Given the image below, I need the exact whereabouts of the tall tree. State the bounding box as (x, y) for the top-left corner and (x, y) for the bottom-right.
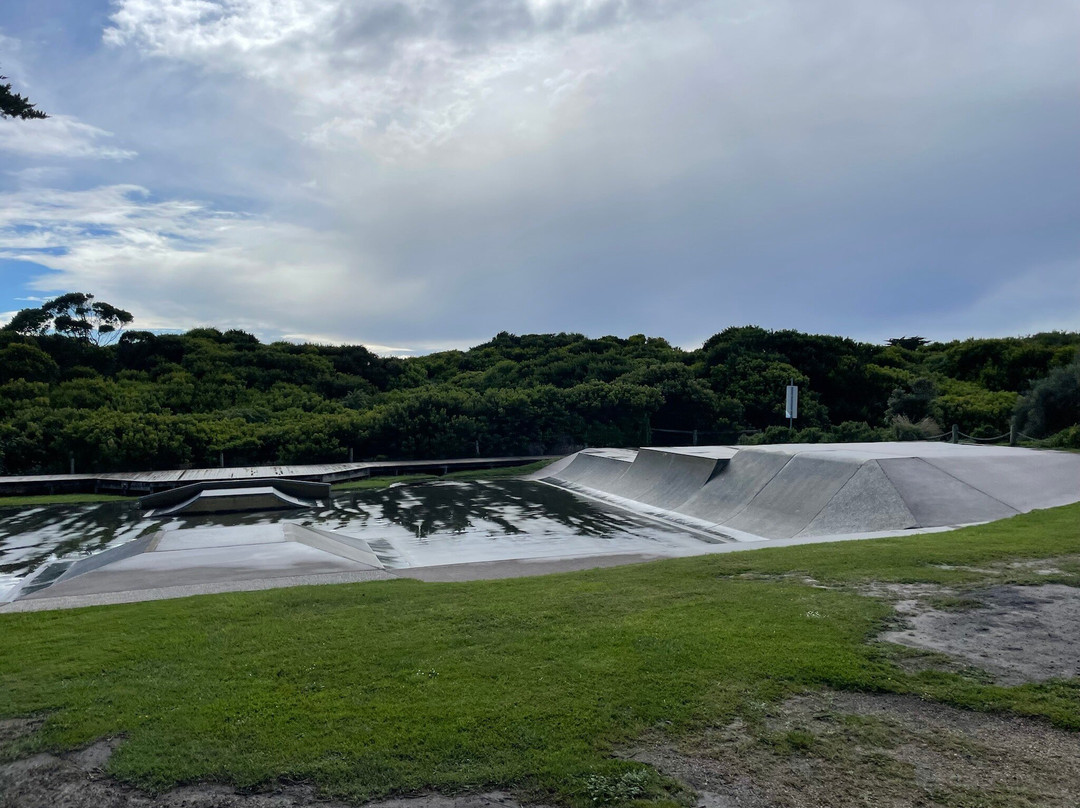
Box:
(0, 73), (47, 119)
(2, 293), (133, 345)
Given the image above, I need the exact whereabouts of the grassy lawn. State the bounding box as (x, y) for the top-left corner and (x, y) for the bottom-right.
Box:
(1, 503), (1078, 806)
(332, 460), (554, 491)
(0, 492), (134, 507)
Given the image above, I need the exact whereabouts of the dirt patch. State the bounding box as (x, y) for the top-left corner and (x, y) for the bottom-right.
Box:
(632, 689), (1080, 807)
(882, 583), (1080, 684)
(0, 738), (541, 808)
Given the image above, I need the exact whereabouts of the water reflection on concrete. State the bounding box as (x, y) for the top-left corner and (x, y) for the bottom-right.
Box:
(1, 479), (710, 597)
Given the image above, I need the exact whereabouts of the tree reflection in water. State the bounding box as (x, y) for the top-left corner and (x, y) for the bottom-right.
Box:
(0, 479), (689, 592)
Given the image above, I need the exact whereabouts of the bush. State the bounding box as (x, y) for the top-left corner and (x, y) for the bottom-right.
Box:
(1047, 425), (1080, 449)
(890, 415), (943, 441)
(1015, 355), (1080, 437)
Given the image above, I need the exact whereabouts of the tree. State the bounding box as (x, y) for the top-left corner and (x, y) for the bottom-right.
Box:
(887, 336), (929, 350)
(1014, 354), (1080, 437)
(0, 74), (47, 119)
(2, 293), (133, 345)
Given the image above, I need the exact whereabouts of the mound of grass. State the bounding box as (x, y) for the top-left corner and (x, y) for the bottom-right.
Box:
(1, 503), (1078, 806)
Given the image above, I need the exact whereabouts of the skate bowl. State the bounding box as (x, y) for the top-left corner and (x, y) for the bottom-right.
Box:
(542, 443), (1080, 541)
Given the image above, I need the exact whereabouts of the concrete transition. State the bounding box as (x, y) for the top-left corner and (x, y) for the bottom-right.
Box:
(5, 523), (394, 609)
(139, 478), (330, 517)
(542, 442), (1080, 541)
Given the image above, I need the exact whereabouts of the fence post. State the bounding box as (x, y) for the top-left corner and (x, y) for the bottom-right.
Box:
(644, 415), (652, 446)
(1009, 423), (1016, 446)
(951, 424), (959, 444)
(692, 429), (698, 446)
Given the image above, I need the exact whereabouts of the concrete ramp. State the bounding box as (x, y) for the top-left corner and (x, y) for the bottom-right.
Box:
(13, 524), (392, 607)
(799, 461), (918, 536)
(724, 454), (861, 539)
(543, 443), (1080, 541)
(139, 478), (329, 517)
(612, 447), (730, 510)
(878, 458), (1020, 527)
(546, 449), (634, 490)
(676, 450), (792, 524)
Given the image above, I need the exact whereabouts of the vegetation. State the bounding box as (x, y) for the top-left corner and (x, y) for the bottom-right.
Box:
(0, 492), (133, 507)
(1, 503), (1078, 806)
(1, 297), (1077, 474)
(0, 72), (47, 119)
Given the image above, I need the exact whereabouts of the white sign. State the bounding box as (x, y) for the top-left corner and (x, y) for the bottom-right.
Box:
(785, 385), (799, 419)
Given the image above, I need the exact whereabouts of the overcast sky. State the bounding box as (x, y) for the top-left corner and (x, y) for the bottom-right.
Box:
(1, 0), (1078, 353)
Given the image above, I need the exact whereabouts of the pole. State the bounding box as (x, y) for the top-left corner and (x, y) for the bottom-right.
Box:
(951, 424), (959, 444)
(1009, 422), (1016, 447)
(788, 378), (794, 433)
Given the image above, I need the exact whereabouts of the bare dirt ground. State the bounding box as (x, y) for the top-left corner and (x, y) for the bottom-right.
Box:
(632, 690), (1080, 808)
(882, 582), (1080, 684)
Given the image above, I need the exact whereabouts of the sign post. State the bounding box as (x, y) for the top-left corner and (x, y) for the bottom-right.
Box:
(785, 381), (799, 432)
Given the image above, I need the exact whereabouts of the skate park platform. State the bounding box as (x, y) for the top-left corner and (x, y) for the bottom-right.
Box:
(139, 479), (330, 516)
(4, 523), (395, 610)
(5, 442), (1077, 612)
(541, 443), (1080, 541)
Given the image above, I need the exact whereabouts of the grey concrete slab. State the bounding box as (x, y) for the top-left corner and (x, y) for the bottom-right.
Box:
(154, 525), (288, 551)
(285, 524), (384, 568)
(395, 553), (666, 582)
(546, 450), (634, 490)
(798, 460), (918, 536)
(675, 450), (791, 523)
(611, 448), (725, 509)
(53, 534), (158, 583)
(878, 457), (1020, 526)
(0, 569), (397, 613)
(725, 454), (861, 539)
(919, 453), (1080, 512)
(20, 542), (371, 598)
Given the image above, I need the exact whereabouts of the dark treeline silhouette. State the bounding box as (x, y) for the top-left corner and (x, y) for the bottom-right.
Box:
(1, 317), (1078, 473)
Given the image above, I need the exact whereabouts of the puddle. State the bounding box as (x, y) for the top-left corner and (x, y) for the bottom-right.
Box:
(1, 480), (714, 599)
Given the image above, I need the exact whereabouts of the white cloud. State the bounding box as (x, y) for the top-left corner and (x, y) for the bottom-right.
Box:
(0, 184), (422, 342)
(102, 0), (695, 158)
(0, 115), (135, 161)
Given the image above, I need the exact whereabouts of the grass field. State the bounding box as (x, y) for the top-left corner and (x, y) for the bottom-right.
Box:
(2, 503), (1079, 806)
(0, 492), (134, 507)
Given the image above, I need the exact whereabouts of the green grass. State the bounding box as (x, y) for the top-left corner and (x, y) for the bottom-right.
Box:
(332, 460), (553, 491)
(1, 503), (1079, 806)
(0, 492), (134, 507)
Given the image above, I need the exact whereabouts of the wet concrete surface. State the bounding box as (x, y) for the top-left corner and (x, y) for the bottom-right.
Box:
(0, 479), (716, 601)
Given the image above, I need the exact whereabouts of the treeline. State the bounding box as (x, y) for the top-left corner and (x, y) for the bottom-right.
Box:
(0, 321), (1078, 474)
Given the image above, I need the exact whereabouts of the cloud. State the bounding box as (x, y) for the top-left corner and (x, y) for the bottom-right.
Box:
(0, 184), (422, 342)
(0, 115), (136, 160)
(103, 0), (707, 158)
(0, 0), (1075, 351)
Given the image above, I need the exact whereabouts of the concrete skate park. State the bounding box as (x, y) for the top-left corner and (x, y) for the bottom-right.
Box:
(3, 442), (1079, 612)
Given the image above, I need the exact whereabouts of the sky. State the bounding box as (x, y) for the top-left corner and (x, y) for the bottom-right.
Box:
(1, 0), (1078, 354)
